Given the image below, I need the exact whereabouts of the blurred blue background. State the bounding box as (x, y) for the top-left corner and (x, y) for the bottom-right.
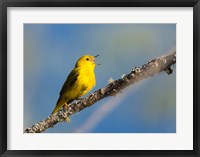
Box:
(24, 24), (176, 133)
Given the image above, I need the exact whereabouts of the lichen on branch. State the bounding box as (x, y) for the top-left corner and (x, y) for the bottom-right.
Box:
(25, 50), (176, 133)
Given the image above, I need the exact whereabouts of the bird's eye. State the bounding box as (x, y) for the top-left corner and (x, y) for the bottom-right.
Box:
(86, 58), (89, 61)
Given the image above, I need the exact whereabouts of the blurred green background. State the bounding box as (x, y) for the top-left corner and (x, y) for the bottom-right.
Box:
(24, 24), (176, 133)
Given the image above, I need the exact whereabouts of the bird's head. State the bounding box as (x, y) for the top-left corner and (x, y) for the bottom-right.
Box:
(75, 55), (100, 69)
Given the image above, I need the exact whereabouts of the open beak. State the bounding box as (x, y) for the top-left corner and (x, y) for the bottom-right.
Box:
(94, 54), (101, 65)
(94, 54), (100, 58)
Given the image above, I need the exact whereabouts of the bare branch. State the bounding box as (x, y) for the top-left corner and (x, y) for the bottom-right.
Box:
(25, 50), (176, 133)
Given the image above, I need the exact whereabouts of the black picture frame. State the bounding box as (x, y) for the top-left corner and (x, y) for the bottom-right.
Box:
(0, 0), (199, 157)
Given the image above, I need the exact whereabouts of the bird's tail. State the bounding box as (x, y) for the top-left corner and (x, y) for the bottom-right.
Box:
(51, 97), (65, 114)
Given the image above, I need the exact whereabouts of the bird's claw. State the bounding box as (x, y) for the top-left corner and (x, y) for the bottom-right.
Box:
(76, 98), (84, 101)
(63, 103), (68, 111)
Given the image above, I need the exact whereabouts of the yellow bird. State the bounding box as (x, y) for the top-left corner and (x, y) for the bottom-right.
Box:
(51, 55), (99, 114)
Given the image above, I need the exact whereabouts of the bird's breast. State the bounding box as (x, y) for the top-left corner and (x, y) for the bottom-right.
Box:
(78, 68), (96, 90)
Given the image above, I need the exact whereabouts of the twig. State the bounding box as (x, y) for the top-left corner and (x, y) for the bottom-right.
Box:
(25, 50), (176, 133)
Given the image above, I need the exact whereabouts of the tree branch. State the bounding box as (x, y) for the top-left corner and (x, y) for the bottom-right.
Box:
(25, 50), (176, 133)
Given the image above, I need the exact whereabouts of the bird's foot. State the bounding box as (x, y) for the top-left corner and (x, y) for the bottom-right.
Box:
(63, 104), (68, 110)
(76, 98), (84, 101)
(63, 104), (71, 122)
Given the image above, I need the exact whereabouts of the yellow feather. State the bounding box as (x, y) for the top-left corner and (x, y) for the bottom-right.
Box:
(51, 55), (97, 114)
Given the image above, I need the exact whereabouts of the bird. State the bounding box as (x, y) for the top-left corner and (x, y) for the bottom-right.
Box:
(51, 54), (99, 115)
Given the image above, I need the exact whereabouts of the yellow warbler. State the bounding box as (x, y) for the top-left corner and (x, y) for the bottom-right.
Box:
(51, 55), (99, 114)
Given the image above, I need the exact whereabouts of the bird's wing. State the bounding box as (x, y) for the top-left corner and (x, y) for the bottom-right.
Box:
(59, 68), (79, 96)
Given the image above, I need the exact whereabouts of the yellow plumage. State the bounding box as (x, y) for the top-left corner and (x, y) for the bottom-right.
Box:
(51, 55), (98, 114)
